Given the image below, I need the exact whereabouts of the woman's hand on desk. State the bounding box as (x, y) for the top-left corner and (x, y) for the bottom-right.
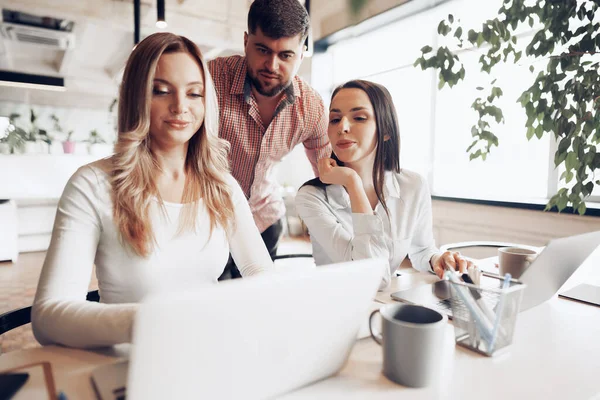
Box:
(430, 251), (474, 280)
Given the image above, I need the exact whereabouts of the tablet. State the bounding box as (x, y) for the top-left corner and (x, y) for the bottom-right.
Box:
(559, 284), (600, 307)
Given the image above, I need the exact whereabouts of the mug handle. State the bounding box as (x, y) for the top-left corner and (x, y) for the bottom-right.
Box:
(369, 309), (383, 345)
(525, 254), (537, 264)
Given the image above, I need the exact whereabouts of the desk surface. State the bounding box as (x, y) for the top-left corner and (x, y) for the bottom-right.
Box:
(1, 256), (599, 399)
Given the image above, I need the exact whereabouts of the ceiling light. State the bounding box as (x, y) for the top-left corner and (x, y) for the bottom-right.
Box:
(156, 0), (167, 29)
(134, 0), (141, 44)
(0, 70), (65, 92)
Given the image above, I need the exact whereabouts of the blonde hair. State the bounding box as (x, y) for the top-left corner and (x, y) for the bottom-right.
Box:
(111, 32), (234, 257)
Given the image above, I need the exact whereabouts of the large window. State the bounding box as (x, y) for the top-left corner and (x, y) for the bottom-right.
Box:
(432, 49), (552, 200)
(368, 66), (434, 179)
(314, 0), (558, 203)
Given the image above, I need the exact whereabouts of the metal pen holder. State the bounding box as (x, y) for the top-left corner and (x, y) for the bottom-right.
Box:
(449, 279), (526, 356)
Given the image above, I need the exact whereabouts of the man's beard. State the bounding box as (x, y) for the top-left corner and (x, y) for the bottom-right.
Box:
(247, 68), (291, 97)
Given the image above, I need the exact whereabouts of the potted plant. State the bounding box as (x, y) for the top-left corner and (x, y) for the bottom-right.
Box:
(0, 126), (26, 155)
(62, 130), (76, 154)
(87, 129), (112, 157)
(37, 129), (54, 154)
(23, 109), (49, 154)
(0, 113), (27, 154)
(51, 114), (75, 154)
(0, 135), (7, 155)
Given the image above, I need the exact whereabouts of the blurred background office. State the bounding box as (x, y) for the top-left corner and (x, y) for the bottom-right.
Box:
(1, 0), (600, 351)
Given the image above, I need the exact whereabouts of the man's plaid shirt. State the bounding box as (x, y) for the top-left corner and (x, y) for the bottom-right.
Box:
(208, 55), (331, 233)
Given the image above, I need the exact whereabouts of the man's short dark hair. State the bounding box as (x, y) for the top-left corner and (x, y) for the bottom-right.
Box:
(248, 0), (310, 42)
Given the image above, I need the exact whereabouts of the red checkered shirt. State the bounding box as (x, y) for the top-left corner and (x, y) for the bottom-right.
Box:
(208, 55), (331, 233)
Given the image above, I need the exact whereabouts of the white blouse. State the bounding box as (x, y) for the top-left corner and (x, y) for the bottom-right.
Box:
(32, 161), (273, 348)
(295, 170), (439, 288)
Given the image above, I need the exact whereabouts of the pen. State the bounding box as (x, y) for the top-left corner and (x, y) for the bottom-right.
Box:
(489, 273), (512, 353)
(444, 267), (494, 342)
(461, 272), (499, 333)
(467, 265), (481, 286)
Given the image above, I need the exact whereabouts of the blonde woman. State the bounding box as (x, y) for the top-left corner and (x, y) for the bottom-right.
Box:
(32, 33), (273, 349)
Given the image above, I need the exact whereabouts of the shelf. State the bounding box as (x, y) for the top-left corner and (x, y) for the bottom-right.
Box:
(0, 154), (106, 199)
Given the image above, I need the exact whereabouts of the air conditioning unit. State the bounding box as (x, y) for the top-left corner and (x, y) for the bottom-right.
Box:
(0, 22), (75, 50)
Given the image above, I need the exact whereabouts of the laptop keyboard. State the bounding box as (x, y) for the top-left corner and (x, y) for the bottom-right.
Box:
(432, 284), (500, 319)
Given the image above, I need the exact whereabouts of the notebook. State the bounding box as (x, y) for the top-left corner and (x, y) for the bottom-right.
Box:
(559, 284), (600, 307)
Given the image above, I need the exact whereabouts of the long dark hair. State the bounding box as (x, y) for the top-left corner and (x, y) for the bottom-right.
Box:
(302, 80), (401, 216)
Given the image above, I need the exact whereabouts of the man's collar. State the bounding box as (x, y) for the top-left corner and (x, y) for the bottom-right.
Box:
(230, 57), (247, 95)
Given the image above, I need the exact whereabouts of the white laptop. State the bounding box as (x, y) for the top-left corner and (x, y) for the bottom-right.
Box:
(391, 230), (600, 314)
(92, 258), (385, 400)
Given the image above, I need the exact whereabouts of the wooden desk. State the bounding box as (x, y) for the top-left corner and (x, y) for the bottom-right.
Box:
(1, 257), (599, 399)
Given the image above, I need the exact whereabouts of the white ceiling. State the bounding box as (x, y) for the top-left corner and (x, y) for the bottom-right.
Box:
(0, 0), (251, 109)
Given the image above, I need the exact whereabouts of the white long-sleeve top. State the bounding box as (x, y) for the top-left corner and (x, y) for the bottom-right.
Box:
(295, 170), (439, 288)
(32, 161), (273, 349)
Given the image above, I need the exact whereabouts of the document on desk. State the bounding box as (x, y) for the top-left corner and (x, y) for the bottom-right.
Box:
(357, 301), (382, 340)
(559, 284), (600, 307)
(472, 256), (498, 273)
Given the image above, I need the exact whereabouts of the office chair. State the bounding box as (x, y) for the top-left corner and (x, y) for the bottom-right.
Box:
(0, 290), (100, 336)
(273, 253), (315, 269)
(440, 241), (521, 260)
(273, 254), (313, 261)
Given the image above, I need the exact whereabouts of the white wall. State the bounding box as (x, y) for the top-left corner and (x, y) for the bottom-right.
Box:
(0, 101), (115, 253)
(0, 155), (103, 252)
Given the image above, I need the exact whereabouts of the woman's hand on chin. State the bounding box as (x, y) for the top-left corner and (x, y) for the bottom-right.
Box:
(318, 157), (359, 187)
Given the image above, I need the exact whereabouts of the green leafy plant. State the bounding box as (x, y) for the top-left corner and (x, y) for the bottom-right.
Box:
(349, 0), (369, 16)
(108, 98), (118, 140)
(0, 113), (27, 153)
(414, 0), (600, 214)
(109, 98), (118, 114)
(27, 109), (48, 142)
(51, 114), (74, 142)
(50, 114), (62, 133)
(87, 129), (106, 145)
